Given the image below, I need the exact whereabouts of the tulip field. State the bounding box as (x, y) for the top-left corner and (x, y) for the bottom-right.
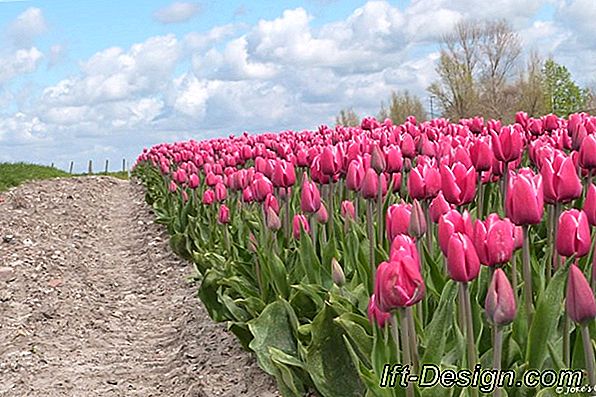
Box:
(133, 112), (596, 397)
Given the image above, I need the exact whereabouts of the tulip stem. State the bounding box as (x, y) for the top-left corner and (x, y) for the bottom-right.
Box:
(511, 252), (518, 300)
(522, 225), (534, 327)
(398, 309), (415, 397)
(284, 194), (291, 241)
(493, 326), (503, 397)
(553, 202), (562, 275)
(460, 282), (479, 397)
(366, 200), (376, 284)
(563, 315), (570, 367)
(389, 314), (401, 363)
(377, 175), (383, 247)
(502, 162), (509, 213)
(329, 181), (335, 241)
(310, 215), (317, 250)
(477, 172), (484, 219)
(581, 324), (596, 387)
(423, 199), (432, 254)
(547, 204), (554, 283)
(406, 307), (420, 374)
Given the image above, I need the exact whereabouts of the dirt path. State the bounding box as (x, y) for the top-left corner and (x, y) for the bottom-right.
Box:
(0, 177), (278, 397)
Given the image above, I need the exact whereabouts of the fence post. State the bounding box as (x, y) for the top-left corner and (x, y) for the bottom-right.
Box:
(122, 158), (126, 172)
(69, 161), (74, 174)
(104, 159), (109, 174)
(88, 160), (93, 174)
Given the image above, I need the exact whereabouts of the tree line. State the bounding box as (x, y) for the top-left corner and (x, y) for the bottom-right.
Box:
(337, 19), (595, 126)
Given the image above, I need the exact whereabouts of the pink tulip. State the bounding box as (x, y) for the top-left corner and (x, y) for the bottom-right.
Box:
(438, 209), (474, 255)
(491, 126), (523, 163)
(341, 200), (356, 220)
(264, 193), (279, 214)
(447, 232), (481, 282)
(374, 256), (425, 312)
(300, 174), (321, 213)
(371, 144), (386, 173)
(168, 180), (178, 193)
(474, 214), (514, 266)
(292, 214), (310, 239)
(386, 146), (403, 173)
(485, 268), (516, 325)
(346, 159), (365, 191)
(218, 205), (230, 224)
(556, 209), (591, 258)
(389, 234), (421, 267)
(360, 167), (379, 200)
(541, 154), (582, 204)
(408, 161), (441, 200)
(579, 134), (596, 170)
(320, 146), (338, 176)
(367, 294), (391, 327)
(252, 174), (273, 202)
(271, 160), (296, 188)
(202, 189), (215, 205)
(188, 173), (200, 189)
(506, 168), (544, 225)
(566, 263), (596, 324)
(266, 206), (281, 231)
(440, 162), (476, 206)
(316, 204), (328, 224)
(214, 182), (227, 202)
(584, 184), (596, 226)
(408, 200), (427, 239)
(386, 204), (412, 243)
(470, 137), (493, 172)
(429, 192), (451, 223)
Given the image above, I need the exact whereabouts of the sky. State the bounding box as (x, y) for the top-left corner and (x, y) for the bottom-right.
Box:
(0, 0), (594, 172)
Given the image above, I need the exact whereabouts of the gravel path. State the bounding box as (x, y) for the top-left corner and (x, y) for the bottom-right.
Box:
(0, 176), (278, 397)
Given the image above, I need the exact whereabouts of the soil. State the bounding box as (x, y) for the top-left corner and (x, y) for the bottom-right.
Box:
(0, 176), (279, 397)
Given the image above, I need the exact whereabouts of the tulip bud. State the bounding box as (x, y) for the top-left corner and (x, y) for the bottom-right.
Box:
(331, 258), (346, 287)
(248, 233), (257, 252)
(316, 203), (328, 224)
(346, 160), (365, 191)
(556, 209), (591, 258)
(371, 144), (386, 173)
(367, 294), (391, 328)
(320, 146), (337, 176)
(585, 184), (596, 226)
(429, 192), (451, 223)
(300, 173), (321, 213)
(408, 200), (427, 239)
(566, 263), (596, 324)
(341, 200), (356, 220)
(202, 189), (215, 205)
(360, 167), (379, 200)
(266, 206), (281, 231)
(218, 205), (230, 224)
(168, 180), (178, 193)
(386, 204), (412, 243)
(447, 232), (480, 282)
(293, 214), (310, 239)
(485, 268), (516, 326)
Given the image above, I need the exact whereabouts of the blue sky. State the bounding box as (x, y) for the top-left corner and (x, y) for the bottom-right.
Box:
(0, 0), (594, 171)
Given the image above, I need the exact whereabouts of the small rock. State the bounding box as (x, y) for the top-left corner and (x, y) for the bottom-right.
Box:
(0, 267), (16, 282)
(107, 380), (118, 385)
(22, 238), (33, 247)
(48, 278), (63, 288)
(3, 234), (14, 243)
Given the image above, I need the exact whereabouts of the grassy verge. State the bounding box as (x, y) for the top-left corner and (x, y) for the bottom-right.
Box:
(0, 162), (130, 192)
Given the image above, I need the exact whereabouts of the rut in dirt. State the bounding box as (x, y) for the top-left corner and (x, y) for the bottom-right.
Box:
(0, 176), (278, 397)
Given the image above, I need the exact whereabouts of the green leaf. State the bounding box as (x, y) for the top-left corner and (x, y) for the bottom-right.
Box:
(526, 266), (568, 369)
(422, 280), (458, 365)
(248, 300), (299, 376)
(306, 303), (365, 397)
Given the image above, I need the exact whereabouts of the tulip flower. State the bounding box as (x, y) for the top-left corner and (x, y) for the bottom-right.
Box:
(491, 126), (523, 163)
(474, 214), (514, 267)
(408, 162), (441, 200)
(316, 203), (328, 224)
(346, 159), (365, 191)
(252, 174), (274, 202)
(438, 209), (474, 255)
(506, 169), (544, 225)
(271, 160), (296, 188)
(585, 184), (596, 226)
(389, 234), (420, 267)
(168, 180), (178, 193)
(202, 189), (215, 205)
(374, 257), (425, 312)
(292, 214), (310, 239)
(541, 154), (582, 204)
(485, 268), (516, 326)
(264, 193), (279, 214)
(320, 146), (338, 176)
(408, 200), (427, 239)
(218, 204), (230, 224)
(386, 204), (412, 243)
(367, 294), (391, 328)
(215, 182), (227, 202)
(429, 192), (451, 223)
(371, 144), (386, 173)
(265, 206), (282, 231)
(440, 162), (477, 206)
(361, 167), (379, 200)
(386, 146), (403, 173)
(188, 173), (200, 189)
(341, 200), (356, 220)
(331, 258), (346, 287)
(556, 209), (591, 258)
(300, 174), (321, 214)
(579, 134), (596, 170)
(446, 232), (480, 282)
(470, 137), (493, 172)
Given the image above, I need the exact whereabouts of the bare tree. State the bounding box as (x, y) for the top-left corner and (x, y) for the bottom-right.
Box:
(335, 108), (360, 127)
(379, 91), (427, 123)
(515, 51), (548, 117)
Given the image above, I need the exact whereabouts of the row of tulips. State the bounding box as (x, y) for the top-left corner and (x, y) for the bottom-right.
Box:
(134, 111), (596, 397)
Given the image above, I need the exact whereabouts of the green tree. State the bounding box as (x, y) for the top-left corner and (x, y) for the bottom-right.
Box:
(335, 108), (360, 127)
(378, 90), (427, 123)
(543, 58), (590, 116)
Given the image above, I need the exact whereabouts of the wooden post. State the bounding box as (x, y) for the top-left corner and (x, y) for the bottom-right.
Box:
(88, 160), (93, 174)
(122, 158), (126, 172)
(69, 161), (74, 174)
(50, 162), (54, 168)
(104, 159), (109, 174)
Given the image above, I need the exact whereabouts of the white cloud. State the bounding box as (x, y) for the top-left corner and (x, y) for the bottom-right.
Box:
(7, 7), (47, 47)
(153, 2), (200, 24)
(0, 47), (43, 85)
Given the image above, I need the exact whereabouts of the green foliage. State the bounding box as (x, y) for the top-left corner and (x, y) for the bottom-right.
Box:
(542, 58), (591, 116)
(379, 91), (427, 124)
(0, 162), (69, 191)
